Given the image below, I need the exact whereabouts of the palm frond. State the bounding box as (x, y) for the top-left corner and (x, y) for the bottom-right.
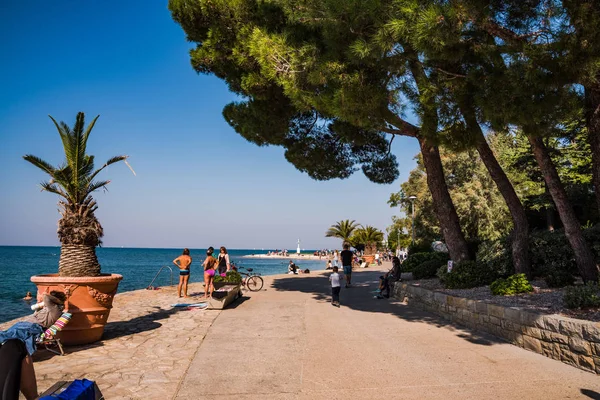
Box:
(40, 181), (69, 200)
(23, 155), (56, 176)
(86, 180), (111, 196)
(88, 155), (129, 182)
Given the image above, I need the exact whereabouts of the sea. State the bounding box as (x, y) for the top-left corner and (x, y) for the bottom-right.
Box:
(0, 246), (326, 324)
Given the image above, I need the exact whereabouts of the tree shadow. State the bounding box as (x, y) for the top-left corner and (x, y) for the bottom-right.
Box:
(581, 389), (600, 400)
(271, 270), (503, 346)
(101, 306), (184, 340)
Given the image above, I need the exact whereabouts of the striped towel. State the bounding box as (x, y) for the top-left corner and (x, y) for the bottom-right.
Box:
(43, 312), (72, 339)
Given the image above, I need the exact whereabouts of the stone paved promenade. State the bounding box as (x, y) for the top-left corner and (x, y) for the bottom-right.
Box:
(3, 264), (600, 399)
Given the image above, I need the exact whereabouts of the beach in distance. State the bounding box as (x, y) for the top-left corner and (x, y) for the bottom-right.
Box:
(0, 246), (329, 323)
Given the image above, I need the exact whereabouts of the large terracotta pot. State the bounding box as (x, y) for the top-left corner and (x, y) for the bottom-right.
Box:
(30, 274), (123, 345)
(363, 255), (375, 264)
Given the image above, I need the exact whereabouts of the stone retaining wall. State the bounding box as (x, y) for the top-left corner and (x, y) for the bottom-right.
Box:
(392, 283), (600, 374)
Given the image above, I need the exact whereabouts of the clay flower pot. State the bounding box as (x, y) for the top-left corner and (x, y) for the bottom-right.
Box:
(31, 273), (123, 345)
(363, 255), (375, 264)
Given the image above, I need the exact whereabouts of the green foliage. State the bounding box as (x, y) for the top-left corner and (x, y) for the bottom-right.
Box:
(213, 270), (242, 284)
(490, 274), (533, 296)
(391, 148), (513, 245)
(403, 252), (448, 273)
(407, 241), (432, 255)
(169, 0), (402, 183)
(385, 216), (411, 250)
(529, 230), (577, 287)
(476, 238), (514, 278)
(437, 260), (499, 289)
(412, 259), (446, 280)
(325, 220), (359, 246)
(564, 284), (600, 309)
(350, 225), (384, 254)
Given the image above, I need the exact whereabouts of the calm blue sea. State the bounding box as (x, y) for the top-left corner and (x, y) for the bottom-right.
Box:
(0, 246), (325, 324)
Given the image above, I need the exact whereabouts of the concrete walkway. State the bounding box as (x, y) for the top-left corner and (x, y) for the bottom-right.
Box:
(2, 265), (599, 399)
(176, 265), (600, 400)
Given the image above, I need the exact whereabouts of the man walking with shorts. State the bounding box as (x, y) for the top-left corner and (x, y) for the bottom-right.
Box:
(340, 243), (353, 288)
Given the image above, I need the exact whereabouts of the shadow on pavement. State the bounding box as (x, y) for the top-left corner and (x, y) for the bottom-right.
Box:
(271, 269), (504, 346)
(581, 389), (600, 399)
(102, 306), (183, 340)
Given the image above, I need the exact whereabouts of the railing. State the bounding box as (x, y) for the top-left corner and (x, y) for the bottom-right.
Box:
(146, 265), (173, 289)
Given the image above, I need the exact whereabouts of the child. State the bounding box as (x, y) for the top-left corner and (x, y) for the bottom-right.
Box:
(329, 266), (342, 307)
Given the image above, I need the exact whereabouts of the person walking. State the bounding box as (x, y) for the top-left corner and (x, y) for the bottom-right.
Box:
(340, 243), (353, 288)
(173, 248), (192, 298)
(329, 266), (342, 307)
(333, 250), (339, 268)
(217, 246), (231, 275)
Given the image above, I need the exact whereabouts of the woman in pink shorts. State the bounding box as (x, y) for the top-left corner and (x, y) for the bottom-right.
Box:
(203, 247), (217, 298)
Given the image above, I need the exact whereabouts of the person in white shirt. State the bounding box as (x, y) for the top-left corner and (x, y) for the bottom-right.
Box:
(375, 252), (381, 266)
(329, 266), (342, 307)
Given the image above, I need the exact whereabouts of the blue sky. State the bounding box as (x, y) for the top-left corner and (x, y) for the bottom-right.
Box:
(0, 1), (420, 250)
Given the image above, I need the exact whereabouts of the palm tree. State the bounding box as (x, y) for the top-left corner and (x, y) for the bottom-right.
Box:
(325, 220), (359, 246)
(351, 225), (384, 255)
(24, 112), (132, 277)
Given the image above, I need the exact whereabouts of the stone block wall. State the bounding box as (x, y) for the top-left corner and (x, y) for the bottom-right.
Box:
(392, 283), (600, 374)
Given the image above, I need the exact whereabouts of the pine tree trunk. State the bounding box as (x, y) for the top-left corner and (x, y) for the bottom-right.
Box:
(527, 135), (598, 282)
(585, 82), (600, 215)
(460, 104), (531, 277)
(418, 138), (470, 262)
(59, 244), (101, 277)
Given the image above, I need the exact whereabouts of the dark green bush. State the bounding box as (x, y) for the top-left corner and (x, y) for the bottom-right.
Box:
(407, 242), (432, 255)
(490, 274), (533, 296)
(564, 283), (600, 309)
(402, 252), (449, 273)
(529, 230), (577, 287)
(437, 260), (499, 289)
(412, 259), (446, 280)
(476, 238), (513, 278)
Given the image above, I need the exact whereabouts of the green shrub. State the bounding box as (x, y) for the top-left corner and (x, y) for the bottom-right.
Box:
(476, 238), (513, 278)
(529, 230), (577, 287)
(412, 259), (445, 279)
(407, 242), (432, 255)
(402, 252), (449, 273)
(213, 270), (242, 284)
(490, 273), (534, 296)
(564, 283), (600, 309)
(437, 260), (499, 289)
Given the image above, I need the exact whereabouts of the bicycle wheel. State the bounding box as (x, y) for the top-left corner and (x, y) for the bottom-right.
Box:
(246, 275), (264, 291)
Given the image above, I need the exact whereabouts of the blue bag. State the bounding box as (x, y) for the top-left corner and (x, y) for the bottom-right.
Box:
(39, 379), (96, 400)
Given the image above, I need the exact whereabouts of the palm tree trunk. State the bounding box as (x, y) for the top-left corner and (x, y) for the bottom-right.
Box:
(419, 138), (470, 262)
(527, 134), (598, 282)
(59, 244), (101, 277)
(459, 103), (531, 276)
(585, 82), (600, 215)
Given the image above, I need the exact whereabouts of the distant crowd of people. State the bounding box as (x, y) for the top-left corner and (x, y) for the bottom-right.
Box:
(266, 250), (289, 256)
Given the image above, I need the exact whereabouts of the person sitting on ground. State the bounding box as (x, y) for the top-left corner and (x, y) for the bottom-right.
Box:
(390, 256), (402, 282)
(376, 273), (390, 299)
(326, 260), (333, 270)
(288, 261), (298, 274)
(22, 292), (32, 301)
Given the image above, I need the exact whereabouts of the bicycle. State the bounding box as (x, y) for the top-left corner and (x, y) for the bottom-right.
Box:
(237, 266), (264, 292)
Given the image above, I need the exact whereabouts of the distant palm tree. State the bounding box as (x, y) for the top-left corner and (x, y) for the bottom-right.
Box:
(351, 225), (384, 254)
(24, 112), (132, 277)
(325, 220), (359, 246)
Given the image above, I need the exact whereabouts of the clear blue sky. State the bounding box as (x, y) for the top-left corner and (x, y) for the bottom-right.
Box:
(0, 1), (420, 250)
